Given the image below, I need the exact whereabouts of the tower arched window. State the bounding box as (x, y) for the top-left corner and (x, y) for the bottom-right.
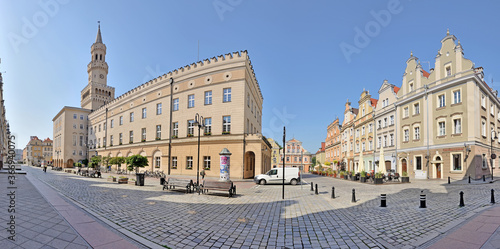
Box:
(95, 54), (98, 61)
(100, 54), (102, 60)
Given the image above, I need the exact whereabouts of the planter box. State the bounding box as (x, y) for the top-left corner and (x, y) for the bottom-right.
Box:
(374, 178), (384, 185)
(118, 178), (128, 184)
(107, 178), (116, 182)
(401, 176), (410, 183)
(128, 181), (136, 185)
(360, 177), (366, 183)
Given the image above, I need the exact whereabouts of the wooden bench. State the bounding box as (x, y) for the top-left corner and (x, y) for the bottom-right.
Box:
(200, 180), (236, 197)
(163, 178), (193, 193)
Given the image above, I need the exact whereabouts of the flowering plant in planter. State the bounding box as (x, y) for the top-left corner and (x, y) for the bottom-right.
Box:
(187, 134), (194, 137)
(141, 139), (146, 142)
(204, 132), (212, 136)
(156, 137), (161, 140)
(171, 135), (178, 139)
(222, 131), (231, 135)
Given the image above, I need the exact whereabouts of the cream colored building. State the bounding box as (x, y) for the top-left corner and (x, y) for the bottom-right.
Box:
(340, 100), (357, 171)
(374, 80), (399, 172)
(88, 50), (271, 179)
(0, 72), (9, 170)
(53, 107), (91, 167)
(267, 138), (281, 168)
(353, 90), (377, 173)
(396, 30), (499, 180)
(53, 24), (272, 178)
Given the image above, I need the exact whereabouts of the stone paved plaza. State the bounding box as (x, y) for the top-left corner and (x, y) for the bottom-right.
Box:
(12, 166), (500, 248)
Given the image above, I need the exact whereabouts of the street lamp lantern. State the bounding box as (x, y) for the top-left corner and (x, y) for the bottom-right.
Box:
(195, 113), (205, 188)
(491, 130), (497, 181)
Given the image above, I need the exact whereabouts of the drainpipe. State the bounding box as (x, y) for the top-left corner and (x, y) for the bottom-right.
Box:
(424, 84), (430, 179)
(373, 112), (376, 172)
(394, 104), (398, 172)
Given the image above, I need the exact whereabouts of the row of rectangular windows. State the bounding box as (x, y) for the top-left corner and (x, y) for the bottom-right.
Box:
(90, 117), (231, 148)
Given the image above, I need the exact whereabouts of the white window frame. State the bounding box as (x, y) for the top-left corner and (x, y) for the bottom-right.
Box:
(453, 90), (461, 104)
(438, 94), (445, 108)
(438, 121), (446, 136)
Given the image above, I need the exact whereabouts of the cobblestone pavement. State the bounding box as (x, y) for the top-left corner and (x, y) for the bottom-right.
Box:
(0, 174), (91, 249)
(24, 166), (500, 249)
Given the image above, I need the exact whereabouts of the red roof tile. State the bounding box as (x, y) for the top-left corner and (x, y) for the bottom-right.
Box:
(371, 98), (378, 107)
(394, 86), (400, 93)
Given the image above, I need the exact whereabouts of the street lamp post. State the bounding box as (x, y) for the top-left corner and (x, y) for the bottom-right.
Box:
(194, 113), (205, 187)
(491, 130), (497, 181)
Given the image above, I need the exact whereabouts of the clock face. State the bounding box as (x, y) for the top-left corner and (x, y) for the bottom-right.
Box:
(100, 74), (104, 79)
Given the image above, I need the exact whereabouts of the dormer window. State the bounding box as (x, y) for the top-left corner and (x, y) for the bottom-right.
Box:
(409, 82), (414, 92)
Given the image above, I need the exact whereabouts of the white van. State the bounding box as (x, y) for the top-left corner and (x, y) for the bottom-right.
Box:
(254, 167), (300, 185)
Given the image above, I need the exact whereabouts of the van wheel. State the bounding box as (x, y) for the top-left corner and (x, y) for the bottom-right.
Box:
(290, 179), (297, 185)
(259, 179), (266, 185)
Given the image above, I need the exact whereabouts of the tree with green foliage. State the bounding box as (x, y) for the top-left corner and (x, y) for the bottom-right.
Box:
(90, 156), (101, 169)
(81, 158), (89, 167)
(311, 156), (317, 166)
(125, 155), (149, 173)
(109, 157), (125, 170)
(102, 156), (111, 168)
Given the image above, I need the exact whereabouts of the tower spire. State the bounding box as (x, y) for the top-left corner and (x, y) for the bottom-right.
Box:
(95, 21), (102, 43)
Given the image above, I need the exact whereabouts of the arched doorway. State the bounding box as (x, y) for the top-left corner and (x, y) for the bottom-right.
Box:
(67, 159), (74, 168)
(435, 156), (442, 179)
(402, 159), (407, 173)
(244, 151), (255, 179)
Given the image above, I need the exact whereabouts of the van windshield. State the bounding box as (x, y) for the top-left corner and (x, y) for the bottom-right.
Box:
(267, 169), (277, 176)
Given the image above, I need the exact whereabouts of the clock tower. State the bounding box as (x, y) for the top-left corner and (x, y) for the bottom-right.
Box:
(81, 22), (115, 111)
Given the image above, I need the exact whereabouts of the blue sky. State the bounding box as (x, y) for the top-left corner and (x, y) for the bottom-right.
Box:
(2, 0), (500, 153)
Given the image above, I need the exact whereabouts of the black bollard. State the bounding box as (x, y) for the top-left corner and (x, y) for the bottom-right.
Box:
(315, 184), (318, 195)
(331, 186), (335, 199)
(419, 190), (426, 208)
(483, 175), (486, 182)
(352, 189), (356, 203)
(459, 191), (465, 207)
(311, 182), (314, 191)
(492, 189), (496, 204)
(448, 176), (450, 184)
(380, 194), (387, 207)
(469, 175), (471, 184)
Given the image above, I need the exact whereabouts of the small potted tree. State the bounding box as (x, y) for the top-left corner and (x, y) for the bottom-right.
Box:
(374, 172), (384, 184)
(401, 171), (410, 183)
(326, 168), (333, 177)
(351, 171), (357, 181)
(360, 170), (367, 183)
(126, 155), (149, 186)
(339, 171), (344, 179)
(344, 171), (349, 180)
(333, 170), (337, 178)
(107, 176), (116, 182)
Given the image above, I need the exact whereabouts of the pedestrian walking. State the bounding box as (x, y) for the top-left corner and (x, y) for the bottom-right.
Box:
(200, 169), (206, 179)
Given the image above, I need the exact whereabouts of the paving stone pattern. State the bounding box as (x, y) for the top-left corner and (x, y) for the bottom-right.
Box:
(25, 167), (499, 249)
(0, 174), (90, 249)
